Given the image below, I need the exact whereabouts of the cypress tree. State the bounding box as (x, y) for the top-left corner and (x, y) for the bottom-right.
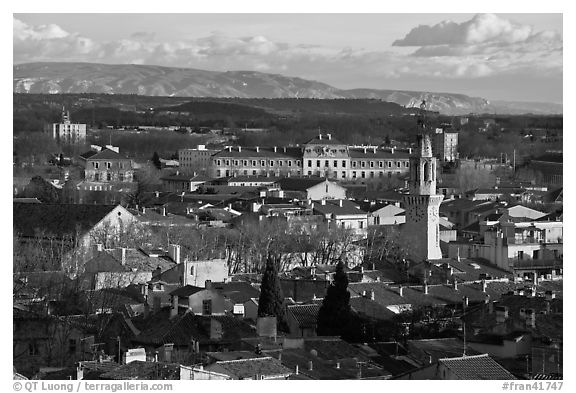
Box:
(151, 152), (161, 170)
(258, 254), (287, 330)
(317, 261), (352, 337)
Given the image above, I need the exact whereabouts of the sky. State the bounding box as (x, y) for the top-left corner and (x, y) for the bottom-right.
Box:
(13, 13), (563, 103)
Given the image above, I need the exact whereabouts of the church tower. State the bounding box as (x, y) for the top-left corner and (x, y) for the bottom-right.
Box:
(402, 134), (444, 261)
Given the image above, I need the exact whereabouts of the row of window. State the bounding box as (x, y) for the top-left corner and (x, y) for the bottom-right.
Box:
(306, 170), (401, 179)
(305, 160), (408, 169)
(215, 159), (302, 167)
(83, 184), (113, 191)
(91, 161), (126, 169)
(92, 173), (125, 181)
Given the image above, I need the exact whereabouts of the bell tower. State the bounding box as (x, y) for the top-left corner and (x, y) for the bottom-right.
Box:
(402, 133), (444, 261)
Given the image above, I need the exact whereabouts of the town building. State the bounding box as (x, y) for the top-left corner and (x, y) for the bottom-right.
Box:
(160, 172), (210, 193)
(402, 134), (444, 261)
(210, 134), (411, 180)
(52, 107), (86, 144)
(178, 145), (218, 175)
(433, 127), (459, 162)
(80, 145), (134, 184)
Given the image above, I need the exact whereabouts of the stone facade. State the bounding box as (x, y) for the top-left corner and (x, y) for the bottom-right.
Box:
(210, 134), (411, 180)
(402, 134), (444, 261)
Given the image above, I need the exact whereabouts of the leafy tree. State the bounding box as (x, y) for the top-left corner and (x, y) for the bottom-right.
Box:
(151, 151), (162, 170)
(23, 176), (60, 203)
(257, 253), (287, 330)
(317, 261), (352, 337)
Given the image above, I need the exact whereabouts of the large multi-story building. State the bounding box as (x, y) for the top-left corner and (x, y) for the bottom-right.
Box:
(211, 146), (303, 178)
(80, 146), (134, 183)
(210, 134), (411, 180)
(52, 107), (86, 145)
(178, 145), (218, 175)
(434, 127), (459, 162)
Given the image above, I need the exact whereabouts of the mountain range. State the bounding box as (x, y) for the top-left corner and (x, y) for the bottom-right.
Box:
(13, 62), (562, 116)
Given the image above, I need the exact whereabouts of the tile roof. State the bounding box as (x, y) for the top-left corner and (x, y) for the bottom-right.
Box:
(84, 252), (125, 273)
(303, 134), (344, 146)
(169, 285), (205, 297)
(109, 248), (176, 273)
(133, 308), (257, 346)
(312, 199), (366, 216)
(348, 148), (410, 159)
(13, 203), (121, 238)
(160, 173), (210, 182)
(349, 282), (495, 308)
(278, 176), (327, 191)
(99, 361), (180, 380)
(206, 357), (292, 379)
(407, 338), (481, 364)
(213, 146), (302, 159)
(84, 148), (129, 161)
(439, 354), (516, 380)
(350, 296), (397, 320)
(287, 304), (321, 327)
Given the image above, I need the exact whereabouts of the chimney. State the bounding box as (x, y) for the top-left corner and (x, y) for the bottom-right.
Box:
(373, 147), (376, 154)
(423, 281), (429, 295)
(256, 146), (259, 152)
(391, 147), (395, 154)
(528, 286), (536, 297)
(362, 290), (367, 297)
(238, 146), (242, 152)
(481, 279), (487, 292)
(121, 247), (127, 265)
(399, 286), (404, 297)
(143, 301), (150, 319)
(336, 362), (340, 369)
(170, 295), (178, 319)
(308, 361), (313, 371)
(452, 280), (458, 291)
(155, 191), (160, 198)
(363, 147), (367, 154)
(205, 280), (212, 289)
(525, 309), (536, 328)
(370, 290), (375, 301)
(142, 207), (146, 214)
(495, 305), (508, 323)
(95, 243), (104, 252)
(169, 244), (181, 264)
(319, 134), (322, 140)
(295, 365), (299, 375)
(227, 146), (232, 152)
(359, 266), (364, 274)
(339, 199), (343, 207)
(162, 206), (167, 216)
(408, 148), (413, 154)
(283, 147), (287, 153)
(321, 199), (326, 205)
(327, 133), (332, 140)
(463, 296), (469, 308)
(274, 146), (277, 153)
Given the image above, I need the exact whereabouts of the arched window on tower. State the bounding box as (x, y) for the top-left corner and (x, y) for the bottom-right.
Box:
(424, 162), (430, 181)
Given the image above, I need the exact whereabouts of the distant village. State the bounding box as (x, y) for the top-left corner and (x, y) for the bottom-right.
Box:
(13, 107), (563, 381)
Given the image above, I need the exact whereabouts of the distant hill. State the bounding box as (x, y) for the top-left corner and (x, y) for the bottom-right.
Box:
(13, 62), (562, 115)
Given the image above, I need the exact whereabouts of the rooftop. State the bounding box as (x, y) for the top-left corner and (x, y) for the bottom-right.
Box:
(439, 354), (516, 380)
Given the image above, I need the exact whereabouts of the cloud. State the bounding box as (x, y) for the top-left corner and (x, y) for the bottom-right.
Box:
(12, 15), (562, 96)
(393, 13), (560, 47)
